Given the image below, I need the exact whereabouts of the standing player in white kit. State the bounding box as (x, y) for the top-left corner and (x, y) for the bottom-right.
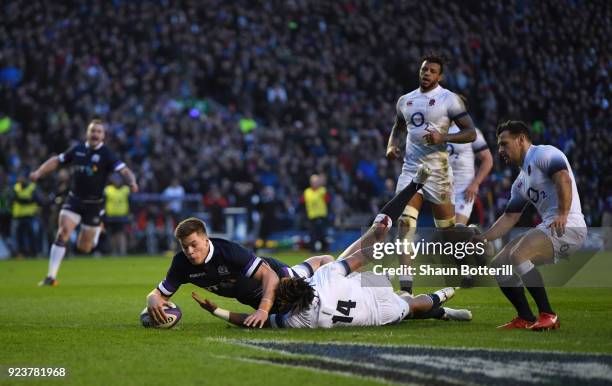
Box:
(447, 96), (493, 226)
(386, 54), (477, 294)
(474, 121), (587, 330)
(447, 96), (494, 287)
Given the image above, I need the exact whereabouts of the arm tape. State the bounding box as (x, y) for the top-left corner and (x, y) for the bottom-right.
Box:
(213, 308), (230, 321)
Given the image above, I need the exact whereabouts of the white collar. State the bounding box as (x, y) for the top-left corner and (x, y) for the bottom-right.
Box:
(204, 239), (214, 264)
(521, 145), (535, 171)
(85, 142), (104, 150)
(419, 84), (442, 96)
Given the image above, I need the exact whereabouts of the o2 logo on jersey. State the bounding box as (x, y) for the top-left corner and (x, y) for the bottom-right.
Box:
(527, 188), (546, 203)
(447, 143), (456, 157)
(91, 154), (100, 163)
(410, 112), (425, 127)
(559, 244), (571, 259)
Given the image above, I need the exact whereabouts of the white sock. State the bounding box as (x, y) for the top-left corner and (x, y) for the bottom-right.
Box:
(48, 243), (67, 279)
(92, 227), (102, 248)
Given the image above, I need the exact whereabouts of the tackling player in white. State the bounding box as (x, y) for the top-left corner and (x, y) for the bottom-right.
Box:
(473, 121), (587, 331)
(386, 53), (477, 293)
(194, 166), (472, 328)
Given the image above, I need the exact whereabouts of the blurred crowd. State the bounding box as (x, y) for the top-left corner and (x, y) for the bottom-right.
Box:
(0, 0), (610, 254)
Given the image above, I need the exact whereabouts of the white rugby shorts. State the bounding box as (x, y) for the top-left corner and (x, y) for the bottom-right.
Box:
(396, 166), (454, 205)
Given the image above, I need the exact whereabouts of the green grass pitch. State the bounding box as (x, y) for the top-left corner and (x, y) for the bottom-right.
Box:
(1, 251), (611, 385)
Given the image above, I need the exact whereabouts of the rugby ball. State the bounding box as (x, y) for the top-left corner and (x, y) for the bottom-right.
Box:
(140, 302), (182, 329)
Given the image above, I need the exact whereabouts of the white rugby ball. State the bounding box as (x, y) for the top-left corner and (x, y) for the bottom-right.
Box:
(140, 302), (182, 329)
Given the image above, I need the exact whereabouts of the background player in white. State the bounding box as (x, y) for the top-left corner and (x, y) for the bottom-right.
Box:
(447, 96), (493, 225)
(194, 167), (472, 328)
(386, 53), (477, 294)
(447, 96), (493, 287)
(473, 121), (587, 331)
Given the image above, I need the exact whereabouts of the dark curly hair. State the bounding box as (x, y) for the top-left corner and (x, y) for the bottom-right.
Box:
(275, 277), (315, 314)
(421, 52), (447, 74)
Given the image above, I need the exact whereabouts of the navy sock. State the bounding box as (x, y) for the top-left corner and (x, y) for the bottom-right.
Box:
(427, 293), (441, 309)
(408, 306), (446, 320)
(522, 268), (554, 314)
(500, 286), (536, 322)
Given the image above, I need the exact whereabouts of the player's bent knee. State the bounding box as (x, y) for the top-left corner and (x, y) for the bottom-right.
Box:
(398, 206), (419, 234)
(319, 255), (335, 265)
(76, 242), (93, 254)
(57, 228), (72, 242)
(490, 254), (508, 268)
(507, 250), (530, 267)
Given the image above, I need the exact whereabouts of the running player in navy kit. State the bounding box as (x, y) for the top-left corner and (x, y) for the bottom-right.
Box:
(145, 217), (325, 328)
(30, 119), (138, 286)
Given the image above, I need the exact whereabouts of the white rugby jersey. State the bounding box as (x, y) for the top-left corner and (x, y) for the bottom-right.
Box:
(447, 125), (489, 185)
(269, 262), (382, 329)
(505, 145), (585, 226)
(396, 85), (466, 171)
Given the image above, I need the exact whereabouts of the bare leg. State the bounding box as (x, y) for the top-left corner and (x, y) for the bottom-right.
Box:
(455, 214), (469, 225)
(76, 225), (101, 253)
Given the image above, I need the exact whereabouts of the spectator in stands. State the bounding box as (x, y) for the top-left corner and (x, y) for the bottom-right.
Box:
(0, 171), (12, 241)
(162, 178), (186, 220)
(203, 185), (228, 233)
(10, 170), (44, 257)
(302, 174), (330, 252)
(0, 0), (608, 246)
(256, 186), (282, 247)
(104, 174), (131, 255)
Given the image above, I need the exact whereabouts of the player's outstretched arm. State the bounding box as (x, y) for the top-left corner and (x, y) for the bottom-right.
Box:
(192, 292), (271, 328)
(146, 288), (171, 325)
(119, 166), (139, 192)
(475, 212), (522, 242)
(30, 155), (60, 182)
(243, 263), (279, 328)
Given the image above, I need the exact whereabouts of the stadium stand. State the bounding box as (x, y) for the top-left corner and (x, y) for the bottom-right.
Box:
(0, 0), (609, 253)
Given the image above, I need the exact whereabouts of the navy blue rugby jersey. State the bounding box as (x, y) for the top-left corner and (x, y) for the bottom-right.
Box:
(59, 142), (126, 201)
(157, 238), (293, 310)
